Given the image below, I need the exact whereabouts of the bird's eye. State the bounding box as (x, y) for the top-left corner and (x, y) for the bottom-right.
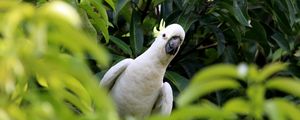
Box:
(162, 33), (166, 38)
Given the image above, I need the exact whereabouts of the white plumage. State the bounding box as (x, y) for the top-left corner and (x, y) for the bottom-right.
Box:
(100, 24), (185, 119)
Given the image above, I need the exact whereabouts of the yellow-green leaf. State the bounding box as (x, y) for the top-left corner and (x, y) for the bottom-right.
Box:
(266, 78), (300, 97)
(177, 79), (240, 107)
(191, 64), (238, 83)
(256, 63), (287, 82)
(223, 98), (250, 115)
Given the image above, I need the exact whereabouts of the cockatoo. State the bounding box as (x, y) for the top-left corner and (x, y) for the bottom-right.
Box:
(100, 23), (185, 119)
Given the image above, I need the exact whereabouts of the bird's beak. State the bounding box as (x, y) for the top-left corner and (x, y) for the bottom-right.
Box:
(165, 36), (181, 55)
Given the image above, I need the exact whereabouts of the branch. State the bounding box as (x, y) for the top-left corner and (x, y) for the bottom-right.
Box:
(197, 42), (218, 50)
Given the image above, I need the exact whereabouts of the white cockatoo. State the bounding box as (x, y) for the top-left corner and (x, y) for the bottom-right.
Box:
(100, 22), (185, 119)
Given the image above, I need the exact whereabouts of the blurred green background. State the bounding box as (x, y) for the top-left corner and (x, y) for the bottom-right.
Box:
(1, 0), (300, 120)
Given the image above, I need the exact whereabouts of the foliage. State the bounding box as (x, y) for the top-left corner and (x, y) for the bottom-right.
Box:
(150, 63), (300, 120)
(95, 0), (300, 119)
(102, 0), (300, 98)
(0, 1), (118, 120)
(2, 0), (300, 120)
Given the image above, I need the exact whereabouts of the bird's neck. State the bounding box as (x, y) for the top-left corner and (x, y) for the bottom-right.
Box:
(136, 39), (174, 67)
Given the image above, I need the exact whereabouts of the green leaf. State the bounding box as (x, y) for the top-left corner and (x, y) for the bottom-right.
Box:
(177, 13), (197, 32)
(104, 0), (115, 10)
(63, 75), (92, 108)
(245, 21), (269, 54)
(91, 0), (110, 42)
(246, 64), (260, 82)
(271, 48), (288, 62)
(191, 64), (238, 83)
(153, 0), (166, 6)
(265, 99), (300, 120)
(208, 25), (225, 56)
(203, 48), (218, 64)
(115, 0), (130, 16)
(265, 99), (285, 120)
(130, 10), (144, 57)
(271, 1), (293, 34)
(232, 0), (251, 27)
(247, 85), (265, 119)
(48, 25), (109, 68)
(77, 8), (97, 39)
(113, 0), (130, 25)
(165, 71), (189, 92)
(177, 79), (240, 107)
(109, 36), (133, 57)
(223, 98), (250, 115)
(271, 32), (290, 52)
(266, 78), (300, 97)
(285, 0), (296, 27)
(80, 0), (110, 43)
(62, 90), (92, 114)
(256, 63), (287, 81)
(294, 47), (300, 57)
(169, 104), (235, 120)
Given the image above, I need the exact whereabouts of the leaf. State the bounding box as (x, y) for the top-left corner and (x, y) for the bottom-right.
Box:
(265, 99), (285, 120)
(177, 79), (240, 107)
(256, 62), (287, 81)
(130, 10), (144, 57)
(294, 48), (300, 57)
(271, 48), (288, 62)
(246, 85), (265, 119)
(153, 0), (166, 6)
(245, 21), (269, 54)
(223, 98), (250, 115)
(271, 2), (293, 34)
(36, 74), (48, 87)
(203, 48), (218, 64)
(115, 0), (130, 16)
(109, 36), (132, 57)
(177, 13), (197, 32)
(80, 0), (110, 43)
(265, 99), (300, 120)
(285, 0), (296, 27)
(232, 0), (251, 27)
(63, 75), (92, 108)
(169, 104), (235, 120)
(62, 90), (92, 114)
(165, 71), (189, 92)
(223, 45), (239, 63)
(266, 78), (300, 97)
(113, 0), (130, 25)
(271, 32), (290, 52)
(90, 1), (110, 42)
(46, 73), (92, 114)
(48, 25), (109, 68)
(77, 8), (97, 39)
(160, 0), (173, 19)
(191, 64), (238, 83)
(104, 0), (115, 10)
(208, 25), (225, 56)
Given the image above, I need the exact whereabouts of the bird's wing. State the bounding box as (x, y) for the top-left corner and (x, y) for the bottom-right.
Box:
(152, 82), (173, 115)
(100, 58), (133, 89)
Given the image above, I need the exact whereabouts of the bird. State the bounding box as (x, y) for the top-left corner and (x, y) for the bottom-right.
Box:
(100, 23), (185, 119)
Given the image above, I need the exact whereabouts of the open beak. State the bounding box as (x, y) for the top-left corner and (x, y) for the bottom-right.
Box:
(165, 36), (181, 55)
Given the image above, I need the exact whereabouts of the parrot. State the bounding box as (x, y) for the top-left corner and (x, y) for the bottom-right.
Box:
(100, 23), (185, 119)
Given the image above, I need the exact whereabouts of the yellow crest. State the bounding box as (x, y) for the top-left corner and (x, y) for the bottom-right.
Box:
(153, 19), (166, 37)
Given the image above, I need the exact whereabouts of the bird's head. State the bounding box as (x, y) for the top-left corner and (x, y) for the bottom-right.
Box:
(143, 23), (185, 65)
(157, 24), (185, 56)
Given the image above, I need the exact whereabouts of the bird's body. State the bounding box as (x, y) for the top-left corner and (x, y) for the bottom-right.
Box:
(100, 24), (185, 119)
